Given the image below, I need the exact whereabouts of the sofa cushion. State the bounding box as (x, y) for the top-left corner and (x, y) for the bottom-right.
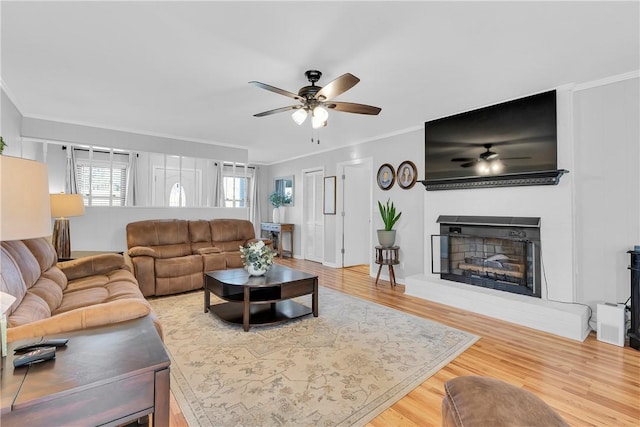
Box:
(23, 237), (58, 273)
(210, 219), (255, 242)
(0, 244), (28, 315)
(2, 240), (44, 291)
(6, 292), (51, 328)
(28, 276), (64, 313)
(127, 219), (190, 247)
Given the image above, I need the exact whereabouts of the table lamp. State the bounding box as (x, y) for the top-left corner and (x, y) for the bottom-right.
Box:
(50, 193), (85, 259)
(1, 156), (51, 358)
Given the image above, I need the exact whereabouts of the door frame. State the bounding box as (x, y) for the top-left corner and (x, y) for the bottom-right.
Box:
(335, 157), (373, 268)
(301, 166), (325, 262)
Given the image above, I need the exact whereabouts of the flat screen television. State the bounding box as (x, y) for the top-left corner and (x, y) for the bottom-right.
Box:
(423, 90), (565, 190)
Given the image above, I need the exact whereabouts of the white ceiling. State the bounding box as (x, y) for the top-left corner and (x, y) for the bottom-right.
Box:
(2, 1), (638, 164)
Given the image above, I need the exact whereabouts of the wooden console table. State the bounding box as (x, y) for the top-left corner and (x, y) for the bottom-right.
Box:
(261, 222), (294, 258)
(0, 317), (170, 426)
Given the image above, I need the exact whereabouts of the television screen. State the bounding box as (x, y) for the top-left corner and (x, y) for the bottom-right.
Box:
(424, 90), (557, 182)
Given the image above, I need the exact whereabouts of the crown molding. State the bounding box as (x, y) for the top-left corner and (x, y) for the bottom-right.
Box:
(574, 70), (640, 91)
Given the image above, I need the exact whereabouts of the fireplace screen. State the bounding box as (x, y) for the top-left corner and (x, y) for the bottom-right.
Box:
(432, 216), (541, 298)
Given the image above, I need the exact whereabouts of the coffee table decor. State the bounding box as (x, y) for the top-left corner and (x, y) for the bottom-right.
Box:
(239, 240), (274, 276)
(150, 286), (478, 427)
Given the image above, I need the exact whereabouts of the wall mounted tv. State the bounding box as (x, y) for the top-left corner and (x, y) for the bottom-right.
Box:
(422, 90), (567, 190)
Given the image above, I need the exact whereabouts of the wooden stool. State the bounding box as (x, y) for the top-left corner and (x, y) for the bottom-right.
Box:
(374, 246), (399, 287)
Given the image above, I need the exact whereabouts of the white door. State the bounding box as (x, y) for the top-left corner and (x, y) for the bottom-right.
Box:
(303, 169), (324, 263)
(341, 161), (371, 267)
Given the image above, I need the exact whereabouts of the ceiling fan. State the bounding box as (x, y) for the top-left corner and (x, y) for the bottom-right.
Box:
(452, 144), (531, 169)
(250, 70), (381, 128)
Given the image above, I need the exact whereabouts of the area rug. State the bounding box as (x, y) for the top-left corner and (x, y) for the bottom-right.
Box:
(149, 287), (478, 427)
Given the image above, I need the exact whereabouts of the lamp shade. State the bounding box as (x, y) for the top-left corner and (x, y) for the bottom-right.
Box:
(0, 156), (51, 241)
(50, 193), (85, 218)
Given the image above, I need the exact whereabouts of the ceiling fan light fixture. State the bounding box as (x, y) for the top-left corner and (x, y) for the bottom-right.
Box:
(313, 105), (329, 122)
(292, 108), (308, 125)
(312, 115), (327, 129)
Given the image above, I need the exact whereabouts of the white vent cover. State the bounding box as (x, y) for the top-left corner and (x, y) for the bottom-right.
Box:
(597, 303), (626, 347)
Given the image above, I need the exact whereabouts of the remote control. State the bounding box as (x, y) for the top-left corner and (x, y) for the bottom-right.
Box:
(13, 346), (56, 368)
(13, 338), (69, 354)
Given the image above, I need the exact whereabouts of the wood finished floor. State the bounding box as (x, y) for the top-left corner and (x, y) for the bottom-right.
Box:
(168, 259), (639, 426)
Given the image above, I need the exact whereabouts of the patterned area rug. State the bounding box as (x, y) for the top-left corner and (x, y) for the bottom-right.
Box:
(149, 287), (478, 427)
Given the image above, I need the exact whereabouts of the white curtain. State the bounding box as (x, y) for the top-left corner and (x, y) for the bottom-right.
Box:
(212, 161), (225, 207)
(125, 152), (139, 206)
(250, 166), (262, 236)
(65, 147), (79, 194)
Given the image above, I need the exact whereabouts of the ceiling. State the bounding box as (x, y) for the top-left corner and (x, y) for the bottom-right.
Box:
(2, 1), (638, 165)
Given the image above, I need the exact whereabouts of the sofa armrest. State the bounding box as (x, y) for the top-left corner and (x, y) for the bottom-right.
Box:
(7, 299), (152, 342)
(195, 247), (222, 255)
(59, 253), (130, 281)
(128, 246), (158, 258)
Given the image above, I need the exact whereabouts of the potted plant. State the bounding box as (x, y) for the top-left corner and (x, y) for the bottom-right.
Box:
(377, 198), (402, 247)
(269, 191), (292, 223)
(239, 240), (274, 276)
(0, 136), (7, 155)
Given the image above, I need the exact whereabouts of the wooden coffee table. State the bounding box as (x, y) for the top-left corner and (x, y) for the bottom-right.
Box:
(204, 264), (318, 331)
(0, 316), (170, 426)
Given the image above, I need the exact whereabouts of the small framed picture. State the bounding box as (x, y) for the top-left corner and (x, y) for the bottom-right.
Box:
(323, 176), (336, 215)
(397, 160), (417, 189)
(377, 163), (395, 190)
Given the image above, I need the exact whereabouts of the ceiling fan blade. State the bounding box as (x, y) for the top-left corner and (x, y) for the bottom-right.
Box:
(315, 73), (360, 101)
(327, 101), (381, 115)
(502, 157), (532, 160)
(253, 105), (301, 117)
(249, 81), (303, 101)
(451, 157), (475, 162)
(461, 161), (477, 168)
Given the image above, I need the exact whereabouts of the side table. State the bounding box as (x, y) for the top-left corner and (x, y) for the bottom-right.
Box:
(375, 245), (400, 287)
(261, 223), (294, 258)
(1, 317), (170, 426)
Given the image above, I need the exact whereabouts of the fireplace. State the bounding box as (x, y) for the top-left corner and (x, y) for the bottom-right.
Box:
(432, 216), (541, 298)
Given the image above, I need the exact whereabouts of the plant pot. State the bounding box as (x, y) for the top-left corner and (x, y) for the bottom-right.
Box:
(377, 230), (396, 248)
(247, 265), (267, 276)
(272, 207), (280, 223)
(278, 206), (286, 223)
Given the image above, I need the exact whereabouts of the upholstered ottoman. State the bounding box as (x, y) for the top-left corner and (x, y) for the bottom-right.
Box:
(442, 376), (569, 427)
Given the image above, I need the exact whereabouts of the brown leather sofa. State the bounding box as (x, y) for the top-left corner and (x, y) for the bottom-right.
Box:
(126, 219), (265, 297)
(1, 237), (162, 342)
(442, 376), (569, 427)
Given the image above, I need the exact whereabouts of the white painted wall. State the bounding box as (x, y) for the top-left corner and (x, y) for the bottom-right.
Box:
(573, 77), (640, 308)
(64, 206), (248, 252)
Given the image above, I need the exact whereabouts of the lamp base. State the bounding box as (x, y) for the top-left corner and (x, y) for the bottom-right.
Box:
(52, 218), (71, 259)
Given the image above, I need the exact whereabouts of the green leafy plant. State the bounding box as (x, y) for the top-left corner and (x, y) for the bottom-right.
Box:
(0, 136), (7, 154)
(378, 198), (402, 231)
(269, 191), (291, 207)
(239, 240), (274, 272)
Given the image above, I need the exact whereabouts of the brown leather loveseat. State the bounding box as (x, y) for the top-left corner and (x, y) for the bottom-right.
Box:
(1, 237), (162, 342)
(125, 219), (264, 297)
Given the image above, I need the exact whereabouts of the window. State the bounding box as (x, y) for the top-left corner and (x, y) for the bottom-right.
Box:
(224, 176), (248, 207)
(75, 157), (128, 206)
(169, 183), (187, 207)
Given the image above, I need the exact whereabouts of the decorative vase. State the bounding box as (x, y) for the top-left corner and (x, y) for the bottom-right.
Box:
(278, 206), (286, 223)
(377, 230), (396, 248)
(247, 264), (267, 276)
(272, 207), (280, 223)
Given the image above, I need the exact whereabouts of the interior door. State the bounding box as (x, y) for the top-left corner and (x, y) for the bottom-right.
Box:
(303, 169), (324, 263)
(341, 162), (371, 267)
